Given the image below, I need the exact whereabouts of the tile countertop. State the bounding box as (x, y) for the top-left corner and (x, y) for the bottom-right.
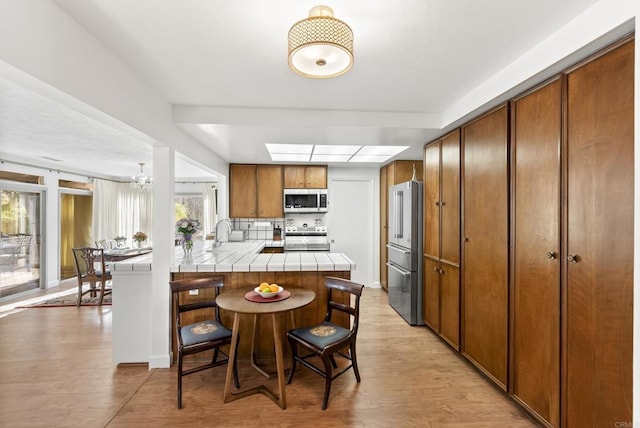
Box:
(109, 240), (356, 273)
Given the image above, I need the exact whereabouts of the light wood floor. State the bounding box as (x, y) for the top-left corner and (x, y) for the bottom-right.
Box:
(0, 288), (537, 427)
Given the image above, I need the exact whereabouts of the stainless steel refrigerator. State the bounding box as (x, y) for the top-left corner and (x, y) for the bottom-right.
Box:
(387, 180), (423, 325)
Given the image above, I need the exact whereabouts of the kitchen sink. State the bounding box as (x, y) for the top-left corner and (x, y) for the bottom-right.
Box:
(206, 241), (264, 254)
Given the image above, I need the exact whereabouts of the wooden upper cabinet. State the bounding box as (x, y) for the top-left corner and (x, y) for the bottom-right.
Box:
(230, 164), (258, 218)
(230, 164), (283, 218)
(440, 131), (460, 265)
(392, 160), (423, 183)
(256, 165), (283, 218)
(284, 166), (305, 188)
(423, 143), (440, 259)
(304, 166), (327, 188)
(284, 165), (327, 188)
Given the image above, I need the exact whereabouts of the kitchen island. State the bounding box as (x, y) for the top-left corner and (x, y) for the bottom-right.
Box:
(110, 240), (355, 366)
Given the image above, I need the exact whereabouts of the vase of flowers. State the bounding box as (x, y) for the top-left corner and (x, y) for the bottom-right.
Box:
(176, 218), (200, 254)
(132, 231), (148, 248)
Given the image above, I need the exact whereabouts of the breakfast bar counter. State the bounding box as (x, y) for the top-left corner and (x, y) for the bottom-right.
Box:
(110, 240), (355, 366)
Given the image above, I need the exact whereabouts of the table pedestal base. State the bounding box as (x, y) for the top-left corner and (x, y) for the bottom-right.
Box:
(223, 313), (287, 409)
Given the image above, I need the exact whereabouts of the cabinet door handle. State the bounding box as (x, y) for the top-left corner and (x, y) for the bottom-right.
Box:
(464, 237), (470, 243)
(546, 251), (557, 260)
(435, 201), (440, 206)
(439, 268), (445, 275)
(567, 254), (579, 263)
(440, 201), (446, 206)
(433, 267), (439, 272)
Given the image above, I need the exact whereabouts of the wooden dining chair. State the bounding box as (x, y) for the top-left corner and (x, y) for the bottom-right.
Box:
(286, 276), (365, 410)
(71, 247), (112, 306)
(169, 276), (240, 409)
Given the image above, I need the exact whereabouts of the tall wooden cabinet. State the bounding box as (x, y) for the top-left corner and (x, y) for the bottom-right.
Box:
(563, 39), (633, 428)
(509, 39), (633, 428)
(230, 164), (283, 218)
(510, 78), (562, 427)
(423, 129), (460, 348)
(380, 160), (423, 290)
(418, 37), (633, 428)
(462, 105), (509, 388)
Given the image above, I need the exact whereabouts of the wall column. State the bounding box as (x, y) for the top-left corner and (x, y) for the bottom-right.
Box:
(149, 146), (174, 368)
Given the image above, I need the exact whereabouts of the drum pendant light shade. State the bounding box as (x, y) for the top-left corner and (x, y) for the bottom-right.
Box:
(288, 6), (354, 79)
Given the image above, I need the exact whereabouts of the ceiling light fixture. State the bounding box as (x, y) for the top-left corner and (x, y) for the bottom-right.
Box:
(265, 144), (410, 164)
(288, 5), (354, 79)
(131, 162), (152, 191)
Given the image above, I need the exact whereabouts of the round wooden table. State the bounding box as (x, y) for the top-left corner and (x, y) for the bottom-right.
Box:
(216, 286), (316, 409)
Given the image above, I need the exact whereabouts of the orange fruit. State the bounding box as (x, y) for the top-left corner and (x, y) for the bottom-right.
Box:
(259, 282), (270, 292)
(269, 284), (280, 292)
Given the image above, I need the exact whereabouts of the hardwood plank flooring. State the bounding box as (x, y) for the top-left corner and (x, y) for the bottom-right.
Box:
(0, 288), (537, 427)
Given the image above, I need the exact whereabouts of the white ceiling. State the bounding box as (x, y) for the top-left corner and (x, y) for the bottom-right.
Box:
(0, 0), (603, 181)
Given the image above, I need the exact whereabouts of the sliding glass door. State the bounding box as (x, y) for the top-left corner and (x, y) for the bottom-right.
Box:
(0, 187), (42, 298)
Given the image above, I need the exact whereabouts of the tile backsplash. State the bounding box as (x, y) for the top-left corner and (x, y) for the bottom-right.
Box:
(232, 218), (284, 240)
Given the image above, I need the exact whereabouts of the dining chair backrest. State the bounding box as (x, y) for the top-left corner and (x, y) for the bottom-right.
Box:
(72, 247), (107, 280)
(71, 247), (112, 306)
(324, 276), (364, 332)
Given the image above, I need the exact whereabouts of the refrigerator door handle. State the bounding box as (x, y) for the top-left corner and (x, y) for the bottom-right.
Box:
(386, 244), (411, 255)
(386, 262), (412, 277)
(394, 191), (403, 238)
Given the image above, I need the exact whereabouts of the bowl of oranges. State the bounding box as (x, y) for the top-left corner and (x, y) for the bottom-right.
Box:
(255, 282), (283, 298)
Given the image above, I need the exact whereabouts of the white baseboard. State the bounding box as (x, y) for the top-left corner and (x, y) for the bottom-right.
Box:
(148, 354), (171, 369)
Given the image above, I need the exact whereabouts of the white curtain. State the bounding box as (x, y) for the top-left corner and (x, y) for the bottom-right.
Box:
(202, 183), (217, 237)
(93, 179), (153, 247)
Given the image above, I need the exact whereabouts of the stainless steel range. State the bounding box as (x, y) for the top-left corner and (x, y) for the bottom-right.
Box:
(284, 225), (330, 251)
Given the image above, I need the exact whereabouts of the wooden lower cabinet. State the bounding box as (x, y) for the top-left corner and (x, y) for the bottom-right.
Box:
(423, 258), (440, 330)
(423, 257), (460, 349)
(170, 270), (351, 363)
(439, 263), (459, 348)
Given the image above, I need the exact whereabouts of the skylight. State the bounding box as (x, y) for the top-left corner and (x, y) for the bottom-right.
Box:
(265, 144), (409, 163)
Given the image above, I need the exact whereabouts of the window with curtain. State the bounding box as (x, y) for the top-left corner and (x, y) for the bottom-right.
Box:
(175, 184), (216, 239)
(92, 179), (153, 248)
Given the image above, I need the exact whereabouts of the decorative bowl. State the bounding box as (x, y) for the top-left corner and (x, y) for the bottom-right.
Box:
(254, 285), (283, 298)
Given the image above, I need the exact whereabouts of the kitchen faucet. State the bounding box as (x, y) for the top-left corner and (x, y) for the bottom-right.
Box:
(213, 219), (232, 247)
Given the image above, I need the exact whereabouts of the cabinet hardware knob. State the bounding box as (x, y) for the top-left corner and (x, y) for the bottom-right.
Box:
(440, 201), (446, 206)
(439, 268), (445, 275)
(435, 201), (440, 206)
(464, 237), (470, 243)
(567, 254), (579, 263)
(434, 267), (439, 272)
(546, 251), (557, 260)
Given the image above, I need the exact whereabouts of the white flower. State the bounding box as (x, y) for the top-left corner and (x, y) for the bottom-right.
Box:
(181, 221), (188, 228)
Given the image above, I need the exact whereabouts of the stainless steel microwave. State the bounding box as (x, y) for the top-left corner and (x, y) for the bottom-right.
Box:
(284, 189), (328, 213)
